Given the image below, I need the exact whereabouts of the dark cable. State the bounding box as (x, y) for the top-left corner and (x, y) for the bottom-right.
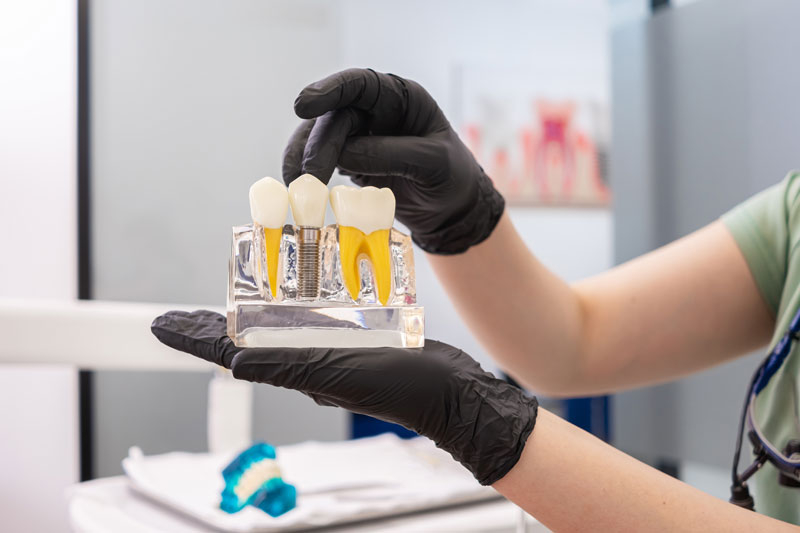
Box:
(731, 384), (751, 486)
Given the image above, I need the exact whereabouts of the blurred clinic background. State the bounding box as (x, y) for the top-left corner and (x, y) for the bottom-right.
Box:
(3, 0), (800, 531)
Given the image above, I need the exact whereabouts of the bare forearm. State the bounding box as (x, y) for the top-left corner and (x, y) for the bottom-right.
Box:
(493, 409), (796, 532)
(429, 215), (774, 395)
(428, 214), (585, 393)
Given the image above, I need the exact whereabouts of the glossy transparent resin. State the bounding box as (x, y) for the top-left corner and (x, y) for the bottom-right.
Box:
(227, 224), (424, 348)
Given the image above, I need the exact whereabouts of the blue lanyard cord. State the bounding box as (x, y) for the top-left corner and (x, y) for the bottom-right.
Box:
(732, 306), (800, 487)
(753, 306), (800, 395)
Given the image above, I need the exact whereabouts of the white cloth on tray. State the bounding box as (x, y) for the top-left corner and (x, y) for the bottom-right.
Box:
(122, 434), (497, 532)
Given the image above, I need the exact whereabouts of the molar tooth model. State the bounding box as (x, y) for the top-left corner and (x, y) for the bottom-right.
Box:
(227, 174), (424, 349)
(331, 185), (395, 306)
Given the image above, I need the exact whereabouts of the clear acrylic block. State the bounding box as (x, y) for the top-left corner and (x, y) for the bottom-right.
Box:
(227, 224), (425, 348)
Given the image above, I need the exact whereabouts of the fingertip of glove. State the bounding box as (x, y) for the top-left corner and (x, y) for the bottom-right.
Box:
(150, 310), (193, 344)
(150, 312), (177, 340)
(150, 309), (225, 344)
(295, 68), (377, 119)
(294, 87), (328, 120)
(293, 94), (315, 120)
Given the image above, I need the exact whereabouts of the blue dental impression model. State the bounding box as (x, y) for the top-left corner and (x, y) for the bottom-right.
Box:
(220, 442), (297, 517)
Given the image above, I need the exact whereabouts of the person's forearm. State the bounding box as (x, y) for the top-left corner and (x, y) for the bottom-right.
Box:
(493, 409), (796, 532)
(428, 213), (585, 393)
(428, 215), (774, 395)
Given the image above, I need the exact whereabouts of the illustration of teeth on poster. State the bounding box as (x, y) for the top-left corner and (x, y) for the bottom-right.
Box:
(454, 63), (610, 207)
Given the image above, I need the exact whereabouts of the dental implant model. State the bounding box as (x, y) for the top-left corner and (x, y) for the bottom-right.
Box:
(288, 174), (328, 300)
(227, 174), (424, 349)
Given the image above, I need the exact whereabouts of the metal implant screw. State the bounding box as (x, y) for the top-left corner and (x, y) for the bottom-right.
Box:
(296, 227), (321, 299)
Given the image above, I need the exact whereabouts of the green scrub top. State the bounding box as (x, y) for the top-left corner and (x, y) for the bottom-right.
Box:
(722, 170), (800, 523)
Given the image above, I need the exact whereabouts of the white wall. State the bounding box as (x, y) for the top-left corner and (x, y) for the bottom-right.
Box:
(0, 1), (79, 531)
(340, 0), (609, 112)
(0, 1), (77, 297)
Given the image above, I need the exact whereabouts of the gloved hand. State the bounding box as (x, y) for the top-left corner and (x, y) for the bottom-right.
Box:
(151, 310), (538, 486)
(282, 68), (505, 255)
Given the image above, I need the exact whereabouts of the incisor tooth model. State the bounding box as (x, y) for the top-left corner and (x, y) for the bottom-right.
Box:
(288, 174), (329, 299)
(249, 177), (289, 298)
(330, 185), (396, 306)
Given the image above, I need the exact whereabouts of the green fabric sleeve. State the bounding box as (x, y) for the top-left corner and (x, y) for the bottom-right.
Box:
(721, 172), (800, 316)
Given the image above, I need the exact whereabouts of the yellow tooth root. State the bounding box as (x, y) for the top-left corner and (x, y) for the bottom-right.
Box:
(338, 227), (393, 305)
(338, 226), (366, 302)
(263, 227), (282, 299)
(365, 229), (392, 306)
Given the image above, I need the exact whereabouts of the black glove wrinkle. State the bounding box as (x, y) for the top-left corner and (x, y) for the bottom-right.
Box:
(485, 395), (538, 486)
(364, 68), (383, 113)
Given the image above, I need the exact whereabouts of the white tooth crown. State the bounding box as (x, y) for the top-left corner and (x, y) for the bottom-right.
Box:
(288, 173), (328, 227)
(249, 177), (289, 229)
(330, 186), (395, 234)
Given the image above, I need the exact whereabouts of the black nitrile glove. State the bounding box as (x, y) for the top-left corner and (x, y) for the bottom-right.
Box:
(282, 68), (505, 255)
(151, 310), (538, 486)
